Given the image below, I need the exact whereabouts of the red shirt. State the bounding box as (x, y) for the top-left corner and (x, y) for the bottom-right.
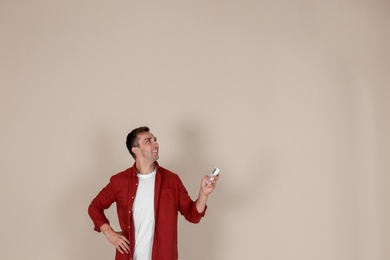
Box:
(88, 162), (206, 260)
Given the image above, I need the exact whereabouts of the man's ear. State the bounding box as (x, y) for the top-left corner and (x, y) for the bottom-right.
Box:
(131, 146), (139, 155)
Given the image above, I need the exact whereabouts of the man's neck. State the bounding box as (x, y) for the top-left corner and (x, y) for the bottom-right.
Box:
(135, 161), (156, 175)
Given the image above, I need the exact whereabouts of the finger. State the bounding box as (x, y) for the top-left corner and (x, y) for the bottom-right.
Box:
(117, 245), (125, 254)
(119, 235), (130, 244)
(121, 244), (129, 254)
(122, 240), (130, 250)
(118, 238), (130, 252)
(206, 181), (216, 188)
(118, 243), (129, 254)
(120, 237), (130, 248)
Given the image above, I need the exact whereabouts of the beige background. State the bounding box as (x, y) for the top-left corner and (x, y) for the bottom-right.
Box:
(1, 1), (389, 259)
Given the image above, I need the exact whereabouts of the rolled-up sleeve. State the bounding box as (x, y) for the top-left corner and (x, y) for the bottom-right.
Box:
(88, 177), (117, 232)
(177, 177), (207, 223)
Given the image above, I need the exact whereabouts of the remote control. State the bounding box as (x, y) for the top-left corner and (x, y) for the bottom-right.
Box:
(206, 167), (220, 185)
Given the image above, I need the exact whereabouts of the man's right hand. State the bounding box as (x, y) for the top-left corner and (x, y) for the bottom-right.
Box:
(100, 224), (130, 254)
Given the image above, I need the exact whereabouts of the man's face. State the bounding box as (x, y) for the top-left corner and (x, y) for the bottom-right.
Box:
(134, 131), (159, 162)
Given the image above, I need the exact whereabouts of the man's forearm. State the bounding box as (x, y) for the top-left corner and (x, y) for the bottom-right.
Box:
(196, 192), (208, 213)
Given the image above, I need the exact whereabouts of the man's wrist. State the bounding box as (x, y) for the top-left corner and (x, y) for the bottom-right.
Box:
(100, 223), (113, 235)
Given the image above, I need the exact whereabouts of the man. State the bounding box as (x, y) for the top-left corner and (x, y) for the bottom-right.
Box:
(88, 126), (219, 260)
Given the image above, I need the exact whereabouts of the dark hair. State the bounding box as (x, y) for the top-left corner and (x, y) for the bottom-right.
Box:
(126, 126), (150, 159)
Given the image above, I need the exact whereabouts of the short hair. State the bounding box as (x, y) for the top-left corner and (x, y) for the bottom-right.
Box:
(126, 126), (150, 159)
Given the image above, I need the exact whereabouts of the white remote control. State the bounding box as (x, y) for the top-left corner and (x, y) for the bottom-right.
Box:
(206, 167), (220, 185)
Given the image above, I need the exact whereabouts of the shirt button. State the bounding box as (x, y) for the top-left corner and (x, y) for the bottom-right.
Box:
(132, 196), (134, 199)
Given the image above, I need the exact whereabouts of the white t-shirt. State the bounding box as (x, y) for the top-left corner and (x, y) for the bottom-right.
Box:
(133, 169), (156, 260)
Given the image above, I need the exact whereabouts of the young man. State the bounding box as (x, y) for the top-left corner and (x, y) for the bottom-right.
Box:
(88, 126), (219, 260)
